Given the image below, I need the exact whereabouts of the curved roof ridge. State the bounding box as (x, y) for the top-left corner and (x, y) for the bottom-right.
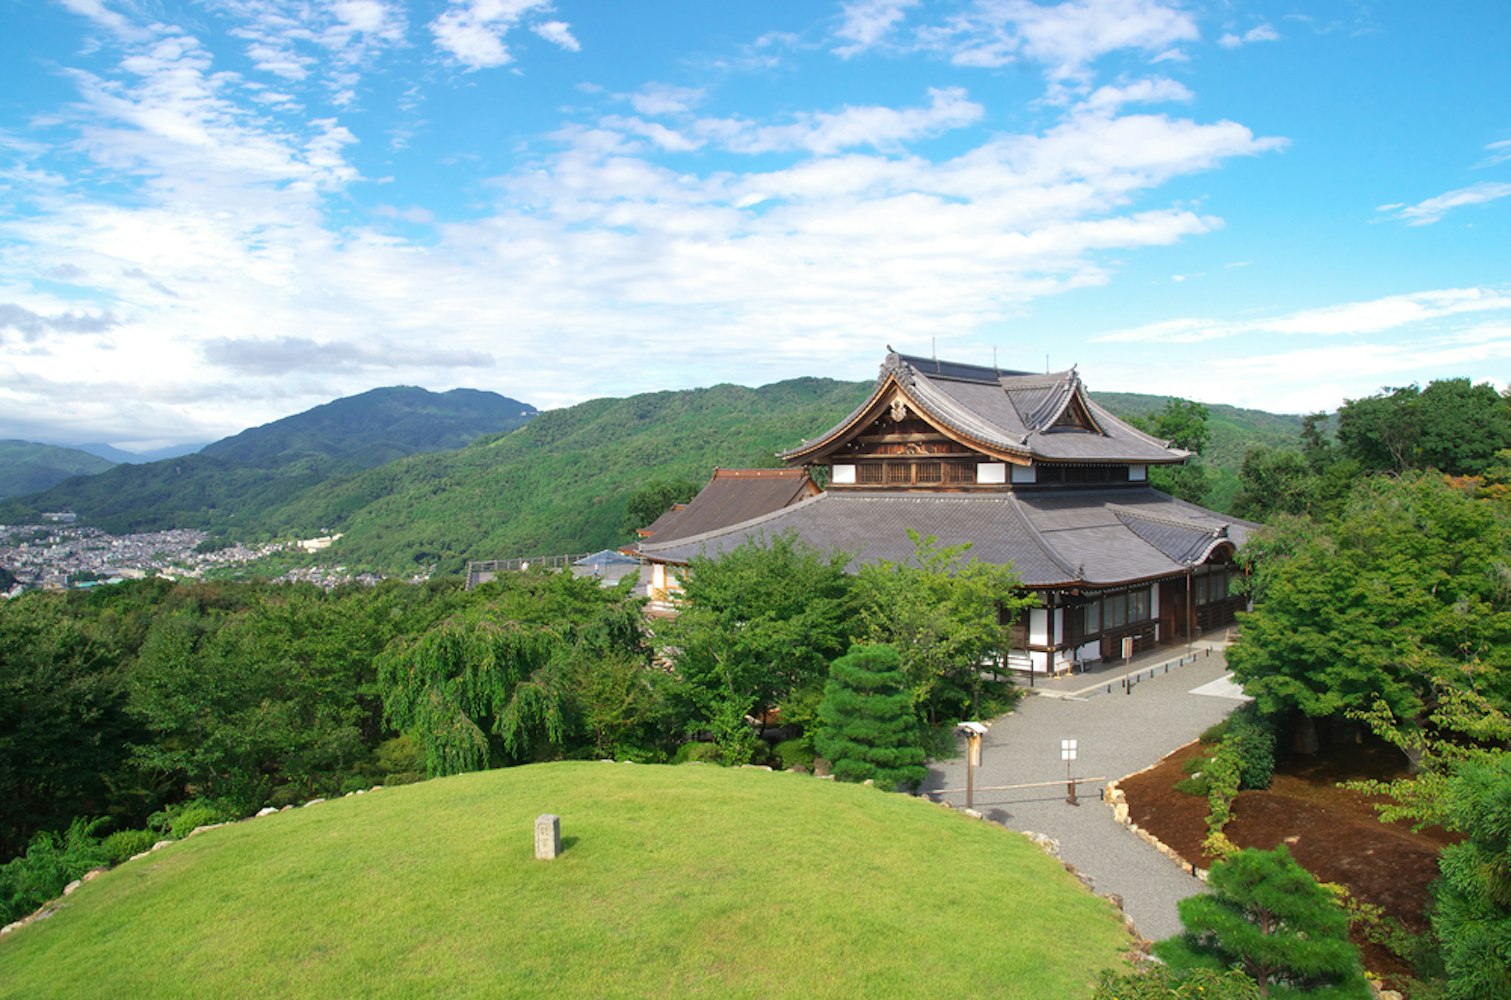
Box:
(1108, 503), (1230, 537)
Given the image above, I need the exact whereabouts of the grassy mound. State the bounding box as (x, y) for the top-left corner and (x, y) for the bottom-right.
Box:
(0, 763), (1130, 999)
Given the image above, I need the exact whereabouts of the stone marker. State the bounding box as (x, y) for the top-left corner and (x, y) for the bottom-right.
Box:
(535, 814), (561, 860)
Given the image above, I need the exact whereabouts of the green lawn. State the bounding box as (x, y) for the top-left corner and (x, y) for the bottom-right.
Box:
(0, 763), (1131, 999)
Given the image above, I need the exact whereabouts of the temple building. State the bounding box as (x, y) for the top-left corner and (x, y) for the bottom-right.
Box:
(633, 351), (1253, 674)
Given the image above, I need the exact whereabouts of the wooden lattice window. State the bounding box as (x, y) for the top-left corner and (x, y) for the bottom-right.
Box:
(945, 462), (977, 484)
(858, 463), (884, 484)
(886, 462), (910, 484)
(915, 461), (942, 484)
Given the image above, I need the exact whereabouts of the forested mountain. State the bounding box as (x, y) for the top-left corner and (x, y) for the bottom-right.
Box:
(247, 378), (876, 574)
(0, 387), (537, 532)
(0, 440), (115, 498)
(1, 376), (1309, 574)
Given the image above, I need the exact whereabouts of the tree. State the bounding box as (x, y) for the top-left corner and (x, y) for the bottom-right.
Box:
(814, 644), (927, 792)
(377, 571), (651, 775)
(658, 533), (856, 763)
(854, 530), (1030, 725)
(623, 477), (701, 535)
(1228, 473), (1511, 759)
(1338, 379), (1511, 476)
(1130, 398), (1213, 504)
(1157, 845), (1368, 998)
(1431, 751), (1511, 1000)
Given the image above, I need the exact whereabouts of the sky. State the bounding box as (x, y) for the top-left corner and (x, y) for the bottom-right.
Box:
(1, 0), (1507, 450)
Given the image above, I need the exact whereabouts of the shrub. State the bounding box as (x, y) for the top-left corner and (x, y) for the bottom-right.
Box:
(1226, 704), (1277, 790)
(673, 741), (722, 765)
(773, 738), (815, 772)
(150, 799), (237, 840)
(0, 817), (111, 924)
(1205, 741), (1242, 835)
(101, 828), (158, 865)
(1157, 845), (1369, 998)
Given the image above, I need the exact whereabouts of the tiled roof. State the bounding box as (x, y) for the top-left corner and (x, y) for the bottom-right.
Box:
(632, 468), (818, 548)
(782, 350), (1187, 465)
(637, 487), (1254, 588)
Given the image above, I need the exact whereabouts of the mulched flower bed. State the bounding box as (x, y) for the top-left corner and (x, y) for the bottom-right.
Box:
(1119, 737), (1457, 990)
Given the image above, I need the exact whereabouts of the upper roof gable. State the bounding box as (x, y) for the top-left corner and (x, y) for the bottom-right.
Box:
(781, 350), (1188, 466)
(631, 467), (819, 548)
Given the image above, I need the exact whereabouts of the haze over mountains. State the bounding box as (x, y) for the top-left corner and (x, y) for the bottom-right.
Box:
(0, 378), (1304, 576)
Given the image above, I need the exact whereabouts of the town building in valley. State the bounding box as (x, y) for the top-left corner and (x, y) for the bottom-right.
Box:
(633, 351), (1253, 674)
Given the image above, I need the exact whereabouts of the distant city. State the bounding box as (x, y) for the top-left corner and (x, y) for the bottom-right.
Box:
(0, 524), (382, 598)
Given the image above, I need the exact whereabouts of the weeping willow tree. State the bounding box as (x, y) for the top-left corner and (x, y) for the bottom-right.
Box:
(376, 571), (655, 776)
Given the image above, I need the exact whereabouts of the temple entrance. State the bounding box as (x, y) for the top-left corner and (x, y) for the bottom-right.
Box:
(1159, 576), (1190, 644)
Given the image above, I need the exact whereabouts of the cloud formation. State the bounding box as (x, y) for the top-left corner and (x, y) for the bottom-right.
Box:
(1379, 181), (1511, 226)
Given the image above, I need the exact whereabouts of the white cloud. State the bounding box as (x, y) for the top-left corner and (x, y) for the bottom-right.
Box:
(1381, 180), (1511, 225)
(1476, 138), (1511, 169)
(627, 84), (706, 117)
(430, 0), (570, 70)
(533, 21), (581, 52)
(695, 86), (984, 155)
(925, 0), (1198, 82)
(833, 0), (919, 57)
(1095, 287), (1511, 342)
(1218, 24), (1280, 48)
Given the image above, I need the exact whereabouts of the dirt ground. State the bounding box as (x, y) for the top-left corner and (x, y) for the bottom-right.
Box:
(1119, 737), (1456, 988)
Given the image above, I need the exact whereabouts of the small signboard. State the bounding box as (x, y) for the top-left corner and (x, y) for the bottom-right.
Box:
(1060, 738), (1078, 762)
(1121, 636), (1134, 660)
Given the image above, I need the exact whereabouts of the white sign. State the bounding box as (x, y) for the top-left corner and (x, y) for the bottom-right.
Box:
(1060, 738), (1078, 761)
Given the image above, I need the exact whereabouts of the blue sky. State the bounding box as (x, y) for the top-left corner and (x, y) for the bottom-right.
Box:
(1, 0), (1507, 449)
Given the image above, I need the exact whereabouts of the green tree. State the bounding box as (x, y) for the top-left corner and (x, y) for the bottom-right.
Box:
(1338, 379), (1511, 476)
(855, 530), (1030, 725)
(1431, 752), (1511, 1000)
(1130, 398), (1213, 504)
(814, 644), (927, 792)
(658, 534), (856, 763)
(377, 571), (650, 775)
(1228, 474), (1511, 759)
(623, 477), (702, 535)
(1157, 845), (1368, 998)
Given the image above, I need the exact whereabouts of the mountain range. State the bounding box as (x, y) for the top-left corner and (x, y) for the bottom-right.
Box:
(0, 379), (1304, 575)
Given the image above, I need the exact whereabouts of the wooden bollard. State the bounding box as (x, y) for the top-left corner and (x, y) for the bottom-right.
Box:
(535, 814), (560, 860)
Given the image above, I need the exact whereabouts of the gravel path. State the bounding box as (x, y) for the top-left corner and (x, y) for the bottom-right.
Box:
(920, 647), (1247, 941)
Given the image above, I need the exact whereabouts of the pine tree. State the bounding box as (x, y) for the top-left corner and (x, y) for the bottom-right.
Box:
(815, 644), (927, 792)
(1157, 845), (1368, 997)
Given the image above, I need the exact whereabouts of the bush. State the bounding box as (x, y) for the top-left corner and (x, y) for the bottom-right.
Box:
(815, 644), (927, 792)
(101, 828), (158, 865)
(673, 741), (722, 765)
(150, 799), (237, 840)
(1157, 845), (1369, 998)
(1226, 704), (1277, 790)
(773, 738), (816, 772)
(0, 817), (111, 924)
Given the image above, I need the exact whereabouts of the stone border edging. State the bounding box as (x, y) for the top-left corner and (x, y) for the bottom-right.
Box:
(1104, 745), (1208, 884)
(0, 785), (384, 939)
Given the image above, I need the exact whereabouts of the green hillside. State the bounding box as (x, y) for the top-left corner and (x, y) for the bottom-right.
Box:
(0, 441), (114, 499)
(0, 387), (537, 533)
(254, 377), (874, 574)
(0, 763), (1129, 999)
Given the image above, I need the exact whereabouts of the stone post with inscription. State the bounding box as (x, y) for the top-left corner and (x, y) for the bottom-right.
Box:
(534, 814), (561, 860)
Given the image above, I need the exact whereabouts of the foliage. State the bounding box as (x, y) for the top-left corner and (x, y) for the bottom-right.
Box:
(1126, 397), (1214, 504)
(0, 590), (144, 859)
(1337, 378), (1511, 476)
(100, 828), (158, 865)
(1203, 742), (1242, 838)
(1228, 474), (1511, 756)
(1158, 845), (1369, 998)
(623, 477), (701, 535)
(0, 817), (111, 925)
(773, 737), (816, 772)
(657, 533), (857, 761)
(148, 798), (238, 840)
(815, 644), (928, 792)
(1093, 964), (1262, 999)
(1226, 703), (1278, 791)
(377, 571), (654, 776)
(1430, 752), (1511, 1000)
(854, 530), (1030, 726)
